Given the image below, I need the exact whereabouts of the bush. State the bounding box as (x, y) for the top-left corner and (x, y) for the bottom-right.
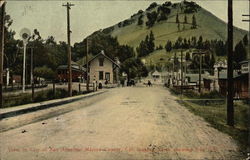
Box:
(146, 2), (158, 11)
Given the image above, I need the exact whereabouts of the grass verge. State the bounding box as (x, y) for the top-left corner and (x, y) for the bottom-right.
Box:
(169, 87), (249, 155)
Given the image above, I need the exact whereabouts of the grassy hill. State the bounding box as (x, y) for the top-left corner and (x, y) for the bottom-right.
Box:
(99, 1), (248, 49)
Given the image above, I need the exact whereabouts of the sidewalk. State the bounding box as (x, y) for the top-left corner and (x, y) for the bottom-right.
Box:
(0, 90), (107, 120)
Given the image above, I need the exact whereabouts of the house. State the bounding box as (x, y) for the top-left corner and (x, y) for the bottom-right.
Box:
(57, 61), (85, 82)
(86, 51), (120, 87)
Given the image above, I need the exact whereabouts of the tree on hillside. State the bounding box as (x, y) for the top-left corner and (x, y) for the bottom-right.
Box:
(177, 23), (181, 32)
(176, 13), (180, 23)
(146, 11), (158, 28)
(148, 31), (155, 53)
(234, 41), (247, 63)
(185, 52), (191, 61)
(243, 34), (248, 46)
(137, 15), (144, 25)
(165, 40), (172, 52)
(184, 14), (188, 23)
(197, 36), (203, 49)
(191, 14), (197, 29)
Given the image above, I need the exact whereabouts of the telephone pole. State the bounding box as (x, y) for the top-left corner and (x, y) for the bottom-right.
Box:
(63, 2), (74, 97)
(86, 38), (89, 91)
(227, 0), (234, 126)
(181, 50), (183, 96)
(199, 52), (202, 93)
(0, 2), (6, 108)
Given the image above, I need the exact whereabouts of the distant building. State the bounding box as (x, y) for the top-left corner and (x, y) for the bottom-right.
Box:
(57, 61), (85, 82)
(85, 51), (120, 86)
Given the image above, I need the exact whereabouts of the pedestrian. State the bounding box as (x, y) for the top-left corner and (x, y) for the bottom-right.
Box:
(148, 80), (152, 87)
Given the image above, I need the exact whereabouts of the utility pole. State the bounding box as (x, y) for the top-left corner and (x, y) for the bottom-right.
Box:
(86, 38), (89, 91)
(63, 2), (74, 97)
(30, 46), (34, 101)
(227, 0), (234, 126)
(0, 2), (5, 108)
(181, 50), (183, 96)
(199, 52), (202, 93)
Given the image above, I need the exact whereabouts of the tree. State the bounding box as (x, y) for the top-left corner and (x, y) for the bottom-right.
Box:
(120, 58), (148, 81)
(148, 31), (155, 53)
(34, 66), (55, 80)
(191, 14), (197, 29)
(185, 52), (191, 61)
(243, 34), (248, 46)
(137, 15), (144, 25)
(184, 14), (188, 23)
(165, 40), (172, 52)
(197, 36), (203, 49)
(146, 11), (158, 28)
(176, 13), (179, 23)
(177, 23), (180, 32)
(234, 40), (247, 63)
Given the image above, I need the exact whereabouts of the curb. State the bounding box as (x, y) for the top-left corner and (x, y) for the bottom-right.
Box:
(0, 90), (107, 120)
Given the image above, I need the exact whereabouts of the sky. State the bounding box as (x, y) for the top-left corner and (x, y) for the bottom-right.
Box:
(5, 0), (250, 44)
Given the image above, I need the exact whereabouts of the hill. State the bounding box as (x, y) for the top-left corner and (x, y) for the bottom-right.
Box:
(96, 1), (248, 49)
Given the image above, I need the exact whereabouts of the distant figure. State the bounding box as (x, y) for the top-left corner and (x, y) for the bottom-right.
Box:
(105, 79), (108, 85)
(148, 80), (152, 87)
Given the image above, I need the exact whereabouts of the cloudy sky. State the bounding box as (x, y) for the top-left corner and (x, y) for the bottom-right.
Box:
(6, 0), (250, 43)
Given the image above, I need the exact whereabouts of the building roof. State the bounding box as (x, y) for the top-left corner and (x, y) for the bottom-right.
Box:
(85, 51), (120, 68)
(152, 71), (161, 76)
(57, 65), (86, 72)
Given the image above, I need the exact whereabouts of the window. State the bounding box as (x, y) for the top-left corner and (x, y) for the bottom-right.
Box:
(99, 71), (104, 80)
(105, 72), (110, 81)
(99, 58), (104, 66)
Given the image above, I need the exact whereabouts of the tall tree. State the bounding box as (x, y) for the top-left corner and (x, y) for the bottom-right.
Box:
(148, 31), (155, 53)
(184, 14), (188, 23)
(191, 14), (197, 29)
(176, 13), (180, 23)
(165, 40), (172, 52)
(234, 41), (247, 63)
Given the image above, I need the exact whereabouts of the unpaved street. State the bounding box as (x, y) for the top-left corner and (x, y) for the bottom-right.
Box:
(0, 87), (240, 160)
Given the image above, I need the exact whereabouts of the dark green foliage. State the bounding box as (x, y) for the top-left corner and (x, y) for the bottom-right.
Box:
(136, 31), (155, 57)
(157, 12), (168, 22)
(146, 11), (158, 28)
(165, 40), (172, 52)
(162, 1), (172, 7)
(234, 41), (247, 63)
(118, 22), (122, 28)
(191, 14), (197, 29)
(146, 2), (158, 11)
(243, 34), (248, 46)
(102, 26), (114, 34)
(184, 14), (188, 23)
(122, 19), (134, 27)
(185, 52), (191, 61)
(183, 1), (200, 14)
(137, 15), (144, 25)
(148, 31), (155, 53)
(176, 13), (179, 23)
(120, 57), (148, 81)
(137, 10), (143, 15)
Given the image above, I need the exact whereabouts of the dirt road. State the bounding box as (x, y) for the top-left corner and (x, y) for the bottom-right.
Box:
(0, 87), (240, 160)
